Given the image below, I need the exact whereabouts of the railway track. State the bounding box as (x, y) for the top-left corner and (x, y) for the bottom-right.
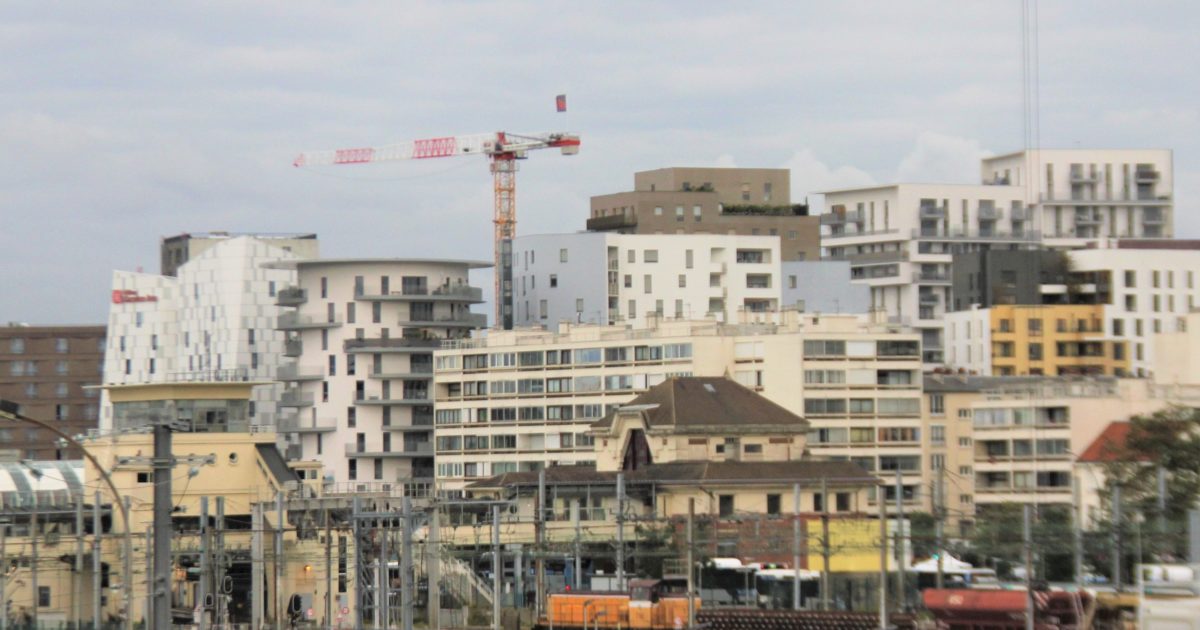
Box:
(696, 608), (917, 630)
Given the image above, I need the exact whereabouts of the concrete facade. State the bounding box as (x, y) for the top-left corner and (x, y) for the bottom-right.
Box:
(820, 183), (1035, 364)
(0, 325), (106, 459)
(100, 236), (310, 431)
(980, 149), (1174, 245)
(510, 232), (782, 329)
(273, 258), (488, 492)
(587, 167), (820, 262)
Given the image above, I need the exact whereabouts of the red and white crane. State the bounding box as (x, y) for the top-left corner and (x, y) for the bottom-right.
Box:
(294, 131), (581, 328)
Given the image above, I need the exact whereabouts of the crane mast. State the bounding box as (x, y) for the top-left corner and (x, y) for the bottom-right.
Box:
(295, 130), (580, 328)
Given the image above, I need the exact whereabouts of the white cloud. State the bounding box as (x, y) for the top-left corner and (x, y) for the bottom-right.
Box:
(895, 132), (992, 183)
(781, 149), (876, 207)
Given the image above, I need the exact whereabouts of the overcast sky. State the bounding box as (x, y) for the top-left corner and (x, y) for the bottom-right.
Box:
(2, 1), (1196, 324)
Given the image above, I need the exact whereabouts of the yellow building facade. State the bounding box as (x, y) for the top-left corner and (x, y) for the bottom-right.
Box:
(945, 304), (1128, 376)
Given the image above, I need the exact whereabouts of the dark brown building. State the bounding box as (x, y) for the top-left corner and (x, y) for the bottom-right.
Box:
(587, 167), (821, 261)
(0, 324), (106, 459)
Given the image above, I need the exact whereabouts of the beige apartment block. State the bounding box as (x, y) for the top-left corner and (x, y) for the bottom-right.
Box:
(587, 167), (820, 261)
(433, 311), (927, 513)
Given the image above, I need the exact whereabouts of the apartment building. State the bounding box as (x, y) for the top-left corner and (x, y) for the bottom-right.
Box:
(509, 232), (781, 329)
(967, 378), (1172, 513)
(0, 324), (106, 459)
(980, 149), (1173, 244)
(1066, 241), (1200, 376)
(944, 304), (1129, 376)
(274, 258), (488, 492)
(100, 236), (310, 431)
(160, 231), (319, 276)
(1154, 310), (1200, 385)
(433, 311), (927, 511)
(587, 167), (820, 261)
(820, 183), (1035, 363)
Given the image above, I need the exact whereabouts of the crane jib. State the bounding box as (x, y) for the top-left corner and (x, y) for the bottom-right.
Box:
(412, 136), (459, 159)
(333, 147), (376, 164)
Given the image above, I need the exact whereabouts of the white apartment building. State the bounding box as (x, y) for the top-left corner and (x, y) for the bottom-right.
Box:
(509, 232), (781, 329)
(981, 149), (1173, 245)
(820, 183), (1035, 363)
(432, 311), (928, 512)
(273, 258), (487, 493)
(968, 378), (1176, 511)
(1067, 241), (1200, 377)
(101, 236), (313, 430)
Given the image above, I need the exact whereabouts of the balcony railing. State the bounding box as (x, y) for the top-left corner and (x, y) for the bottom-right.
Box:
(977, 207), (1002, 221)
(278, 312), (341, 330)
(276, 286), (307, 307)
(283, 338), (303, 357)
(279, 415), (337, 433)
(919, 205), (946, 219)
(344, 443), (434, 458)
(586, 214), (638, 230)
(279, 390), (315, 407)
(1135, 169), (1160, 182)
(277, 364), (324, 381)
(344, 337), (442, 353)
(914, 271), (950, 284)
(911, 228), (1040, 241)
(820, 210), (863, 225)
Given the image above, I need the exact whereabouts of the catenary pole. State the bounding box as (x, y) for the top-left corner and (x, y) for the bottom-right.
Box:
(878, 492), (888, 630)
(492, 505), (501, 630)
(792, 483), (801, 611)
(687, 498), (695, 629)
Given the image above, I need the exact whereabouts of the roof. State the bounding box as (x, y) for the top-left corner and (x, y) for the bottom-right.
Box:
(467, 459), (877, 490)
(591, 377), (807, 433)
(1077, 422), (1148, 463)
(256, 443), (300, 485)
(265, 258), (491, 270)
(922, 375), (1045, 393)
(1111, 239), (1200, 251)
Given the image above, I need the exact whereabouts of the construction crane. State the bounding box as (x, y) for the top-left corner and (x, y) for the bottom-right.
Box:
(294, 131), (581, 329)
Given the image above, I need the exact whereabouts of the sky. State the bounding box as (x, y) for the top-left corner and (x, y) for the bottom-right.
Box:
(2, 1), (1197, 324)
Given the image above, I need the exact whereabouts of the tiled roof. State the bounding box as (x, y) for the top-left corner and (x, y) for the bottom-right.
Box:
(1076, 422), (1144, 463)
(591, 377), (807, 432)
(467, 459), (876, 490)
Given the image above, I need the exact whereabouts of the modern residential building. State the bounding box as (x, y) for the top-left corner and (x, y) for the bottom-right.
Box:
(273, 258), (488, 493)
(944, 304), (1129, 376)
(586, 167), (820, 261)
(100, 236), (311, 431)
(510, 231), (782, 329)
(0, 324), (106, 459)
(967, 378), (1173, 513)
(781, 261), (871, 314)
(949, 250), (1071, 312)
(433, 311), (927, 512)
(160, 231), (319, 276)
(820, 183), (1036, 364)
(980, 149), (1173, 244)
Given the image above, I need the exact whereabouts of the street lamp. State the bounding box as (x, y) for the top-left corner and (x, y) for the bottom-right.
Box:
(0, 400), (135, 630)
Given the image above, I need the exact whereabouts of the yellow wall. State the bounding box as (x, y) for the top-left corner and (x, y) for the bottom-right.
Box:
(988, 305), (1128, 376)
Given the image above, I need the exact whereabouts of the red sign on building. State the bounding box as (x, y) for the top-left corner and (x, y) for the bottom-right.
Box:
(112, 289), (158, 304)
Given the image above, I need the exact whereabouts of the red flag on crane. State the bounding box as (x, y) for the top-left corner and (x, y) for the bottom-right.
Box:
(556, 94), (567, 112)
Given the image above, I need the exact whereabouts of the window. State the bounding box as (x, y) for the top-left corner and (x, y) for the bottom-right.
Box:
(654, 206), (663, 216)
(644, 249), (658, 263)
(678, 274), (686, 288)
(38, 586), (50, 608)
(803, 340), (846, 357)
(643, 275), (652, 294)
(1124, 270), (1136, 288)
(718, 495), (734, 517)
(372, 301), (382, 323)
(539, 300), (548, 319)
(348, 459), (357, 480)
(675, 206), (684, 221)
(575, 298), (584, 312)
(685, 250), (694, 269)
(930, 425), (945, 445)
(744, 443), (763, 454)
(328, 355), (336, 376)
(9, 338), (25, 353)
(766, 494), (781, 516)
(929, 394), (944, 415)
(958, 437), (972, 447)
(550, 274), (557, 288)
(1028, 343), (1043, 361)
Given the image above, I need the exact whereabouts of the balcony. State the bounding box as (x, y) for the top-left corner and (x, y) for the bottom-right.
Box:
(977, 207), (1002, 221)
(919, 205), (946, 219)
(276, 286), (307, 307)
(1073, 212), (1102, 226)
(820, 210), (863, 226)
(383, 417), (434, 431)
(911, 228), (1040, 242)
(283, 338), (303, 357)
(360, 285), (485, 304)
(402, 312), (488, 329)
(276, 364), (324, 381)
(918, 293), (939, 305)
(913, 271), (950, 284)
(1069, 170), (1099, 183)
(354, 395), (432, 406)
(344, 337), (442, 353)
(586, 214), (638, 231)
(1135, 169), (1160, 182)
(368, 368), (433, 380)
(279, 390), (314, 408)
(1010, 207), (1030, 221)
(278, 312), (341, 330)
(830, 250), (908, 265)
(279, 415), (337, 433)
(344, 443), (434, 458)
(1143, 209), (1165, 225)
